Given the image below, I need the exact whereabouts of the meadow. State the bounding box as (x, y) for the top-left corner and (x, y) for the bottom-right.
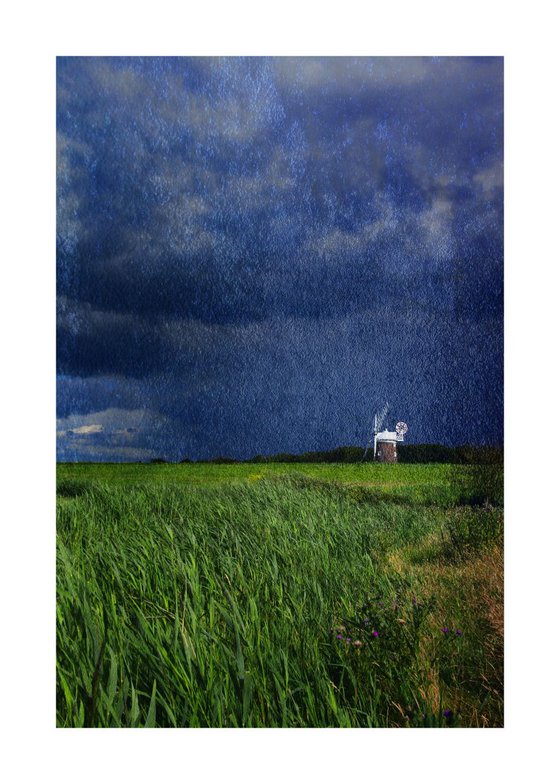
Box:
(56, 462), (503, 728)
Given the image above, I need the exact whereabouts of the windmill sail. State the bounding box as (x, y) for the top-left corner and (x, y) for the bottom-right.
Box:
(362, 401), (389, 461)
(375, 402), (389, 434)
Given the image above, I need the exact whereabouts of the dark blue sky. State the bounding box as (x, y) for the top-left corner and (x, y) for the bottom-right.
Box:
(57, 56), (503, 461)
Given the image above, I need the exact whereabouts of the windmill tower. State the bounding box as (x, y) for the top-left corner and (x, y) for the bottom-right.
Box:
(362, 403), (409, 463)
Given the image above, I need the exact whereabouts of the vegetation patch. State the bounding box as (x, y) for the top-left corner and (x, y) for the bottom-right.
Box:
(56, 462), (503, 727)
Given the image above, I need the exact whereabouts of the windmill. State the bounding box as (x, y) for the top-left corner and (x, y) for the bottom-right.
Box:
(362, 404), (409, 463)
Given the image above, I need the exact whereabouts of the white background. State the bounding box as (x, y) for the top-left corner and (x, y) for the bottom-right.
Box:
(1, 1), (558, 781)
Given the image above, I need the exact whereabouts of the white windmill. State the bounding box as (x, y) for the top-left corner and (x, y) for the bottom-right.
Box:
(362, 404), (409, 463)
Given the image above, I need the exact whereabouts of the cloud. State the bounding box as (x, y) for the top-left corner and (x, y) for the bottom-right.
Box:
(56, 407), (175, 461)
(273, 57), (467, 94)
(57, 56), (503, 325)
(57, 298), (503, 458)
(56, 57), (503, 455)
(57, 407), (164, 431)
(473, 161), (504, 194)
(67, 424), (103, 435)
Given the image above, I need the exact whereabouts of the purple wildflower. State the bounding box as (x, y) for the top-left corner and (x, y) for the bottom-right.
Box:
(346, 637), (352, 643)
(455, 629), (462, 636)
(442, 627), (449, 634)
(372, 630), (379, 637)
(336, 634), (343, 640)
(443, 709), (453, 720)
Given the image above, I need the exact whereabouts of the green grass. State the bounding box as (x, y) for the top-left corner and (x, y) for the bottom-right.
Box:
(56, 463), (503, 728)
(57, 460), (503, 506)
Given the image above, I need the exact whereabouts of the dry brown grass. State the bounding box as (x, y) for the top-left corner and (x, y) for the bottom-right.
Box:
(384, 539), (504, 726)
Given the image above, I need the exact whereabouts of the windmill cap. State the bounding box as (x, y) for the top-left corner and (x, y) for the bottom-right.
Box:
(376, 429), (397, 442)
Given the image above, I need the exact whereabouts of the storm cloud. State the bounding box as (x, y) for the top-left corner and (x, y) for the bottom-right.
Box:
(57, 57), (503, 461)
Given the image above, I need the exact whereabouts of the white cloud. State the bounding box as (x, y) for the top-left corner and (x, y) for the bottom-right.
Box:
(302, 188), (396, 260)
(57, 131), (94, 254)
(68, 424), (103, 435)
(273, 57), (482, 95)
(56, 406), (175, 460)
(56, 407), (168, 440)
(417, 194), (454, 257)
(474, 162), (504, 194)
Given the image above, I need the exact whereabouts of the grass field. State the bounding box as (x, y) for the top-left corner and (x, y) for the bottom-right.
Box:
(56, 462), (503, 728)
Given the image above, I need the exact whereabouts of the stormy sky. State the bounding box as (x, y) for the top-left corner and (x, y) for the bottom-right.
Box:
(57, 56), (503, 462)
